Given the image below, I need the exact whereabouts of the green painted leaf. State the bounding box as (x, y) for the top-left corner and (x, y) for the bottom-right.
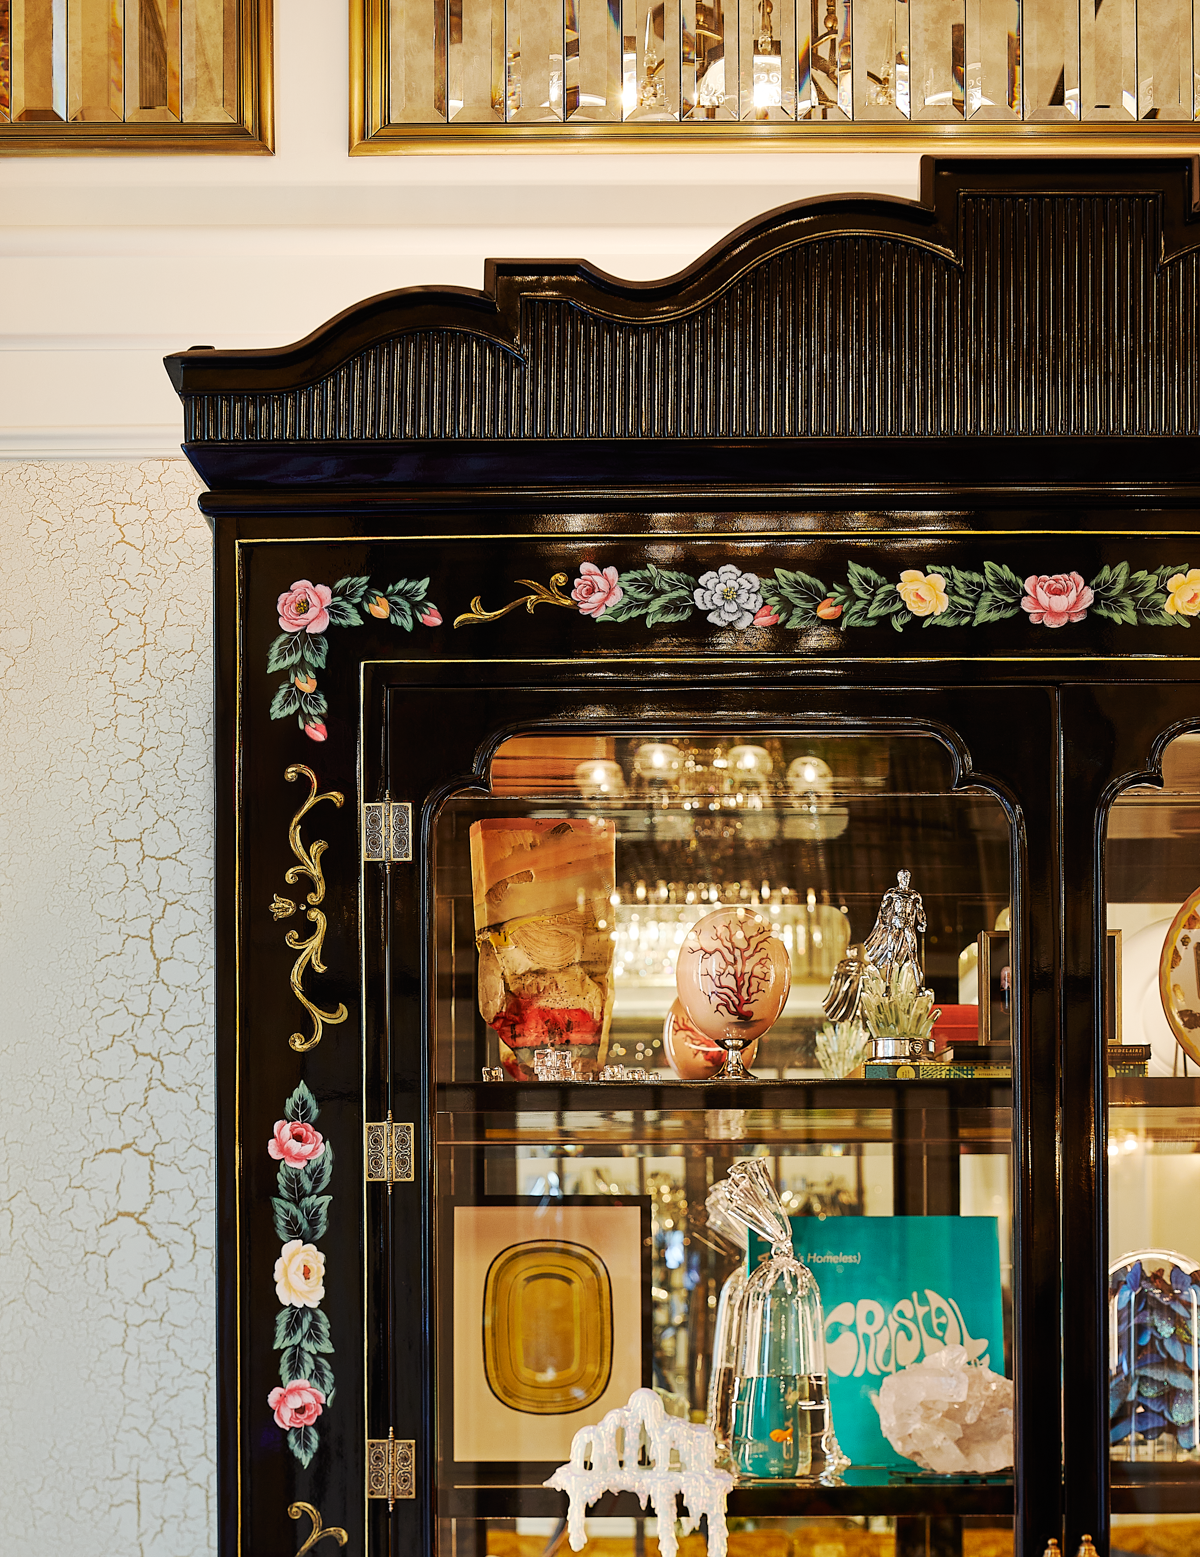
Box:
(278, 1162), (306, 1205)
(385, 577), (431, 602)
(298, 690), (328, 721)
(325, 598), (362, 628)
(308, 1355), (335, 1404)
(285, 1082), (320, 1124)
(270, 682), (301, 720)
(924, 606), (974, 628)
(288, 1425), (319, 1469)
(1091, 597), (1139, 626)
(845, 561), (889, 599)
(387, 600), (414, 631)
(867, 585), (905, 619)
(300, 1143), (333, 1197)
(298, 1195), (332, 1240)
(645, 565), (697, 595)
(306, 1309), (334, 1354)
(272, 1198), (312, 1242)
(645, 595), (694, 627)
(1140, 607), (1189, 628)
(610, 568), (655, 605)
(973, 592), (1023, 626)
(274, 1306), (313, 1348)
(839, 599), (873, 630)
(890, 613), (906, 633)
(267, 635), (304, 673)
(297, 634), (327, 669)
(947, 567), (985, 603)
(1090, 561), (1130, 598)
(281, 1345), (316, 1385)
(762, 569), (827, 626)
(982, 561), (1026, 601)
(597, 596), (648, 623)
(332, 575), (371, 604)
(1157, 565), (1191, 589)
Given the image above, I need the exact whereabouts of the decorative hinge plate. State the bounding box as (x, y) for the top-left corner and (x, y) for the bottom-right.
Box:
(365, 1119), (414, 1184)
(362, 801), (412, 863)
(367, 1433), (415, 1503)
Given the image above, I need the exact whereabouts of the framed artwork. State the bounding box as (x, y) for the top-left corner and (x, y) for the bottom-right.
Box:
(353, 0), (1200, 152)
(0, 0), (272, 153)
(978, 930), (1012, 1048)
(450, 1196), (652, 1465)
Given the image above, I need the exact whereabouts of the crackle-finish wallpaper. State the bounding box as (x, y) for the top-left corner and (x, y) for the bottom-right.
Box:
(0, 460), (214, 1556)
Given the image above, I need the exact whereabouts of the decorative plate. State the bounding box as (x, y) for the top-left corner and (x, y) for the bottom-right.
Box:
(1158, 890), (1200, 1067)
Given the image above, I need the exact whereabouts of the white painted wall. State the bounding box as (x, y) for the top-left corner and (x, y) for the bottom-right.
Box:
(0, 7), (920, 1552)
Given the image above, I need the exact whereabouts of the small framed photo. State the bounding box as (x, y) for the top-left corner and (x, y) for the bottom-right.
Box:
(448, 1196), (652, 1468)
(978, 931), (1012, 1047)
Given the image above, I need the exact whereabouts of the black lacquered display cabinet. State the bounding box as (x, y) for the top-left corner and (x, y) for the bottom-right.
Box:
(168, 157), (1200, 1557)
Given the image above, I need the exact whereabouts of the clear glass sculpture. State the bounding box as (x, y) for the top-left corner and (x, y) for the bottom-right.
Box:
(722, 1158), (847, 1480)
(704, 1181), (749, 1456)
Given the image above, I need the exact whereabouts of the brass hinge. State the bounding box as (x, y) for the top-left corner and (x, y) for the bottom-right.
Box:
(365, 1117), (414, 1184)
(367, 1430), (415, 1506)
(362, 801), (412, 863)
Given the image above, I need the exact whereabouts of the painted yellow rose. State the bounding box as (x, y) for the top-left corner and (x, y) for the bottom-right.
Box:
(274, 1239), (326, 1308)
(1165, 569), (1200, 617)
(896, 569), (949, 617)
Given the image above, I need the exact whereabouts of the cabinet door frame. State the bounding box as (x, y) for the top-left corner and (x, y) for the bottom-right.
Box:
(362, 667), (1063, 1555)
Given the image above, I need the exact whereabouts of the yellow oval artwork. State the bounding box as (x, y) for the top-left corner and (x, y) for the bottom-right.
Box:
(1159, 887), (1200, 1067)
(482, 1241), (613, 1415)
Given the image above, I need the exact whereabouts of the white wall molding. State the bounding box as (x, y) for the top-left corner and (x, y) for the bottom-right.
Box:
(0, 426), (184, 460)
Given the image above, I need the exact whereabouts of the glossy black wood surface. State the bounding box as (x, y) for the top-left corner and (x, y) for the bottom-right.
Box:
(174, 157), (1200, 1557)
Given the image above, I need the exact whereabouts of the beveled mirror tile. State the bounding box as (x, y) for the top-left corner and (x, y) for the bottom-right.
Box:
(1022, 0), (1079, 118)
(1138, 0), (1191, 118)
(125, 0), (181, 121)
(450, 0), (503, 119)
(910, 0), (963, 118)
(1080, 0), (1134, 119)
(506, 0), (564, 119)
(389, 0), (447, 120)
(622, 0), (679, 118)
(681, 0), (730, 118)
(0, 0), (11, 120)
(965, 0), (1018, 118)
(10, 0), (65, 120)
(67, 0), (121, 121)
(853, 0), (907, 119)
(565, 0), (621, 118)
(181, 0), (234, 120)
(739, 0), (794, 118)
(802, 0), (850, 116)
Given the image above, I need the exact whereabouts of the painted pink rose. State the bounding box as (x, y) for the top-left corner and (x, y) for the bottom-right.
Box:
(419, 604), (442, 627)
(1021, 571), (1094, 627)
(267, 1381), (325, 1430)
(753, 603), (780, 627)
(571, 563), (623, 619)
(267, 1119), (325, 1167)
(304, 721), (328, 743)
(278, 580), (333, 634)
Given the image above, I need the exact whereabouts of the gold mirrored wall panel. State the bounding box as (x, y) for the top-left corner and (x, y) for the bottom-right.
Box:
(359, 0), (1200, 139)
(1, 0), (268, 147)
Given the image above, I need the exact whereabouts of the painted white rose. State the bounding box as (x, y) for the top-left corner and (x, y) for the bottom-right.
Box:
(274, 1239), (326, 1308)
(693, 565), (764, 629)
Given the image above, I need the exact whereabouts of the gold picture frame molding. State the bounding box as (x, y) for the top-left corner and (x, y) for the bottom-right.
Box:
(0, 0), (273, 155)
(350, 0), (1200, 154)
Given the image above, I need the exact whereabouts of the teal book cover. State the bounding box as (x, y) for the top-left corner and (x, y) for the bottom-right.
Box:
(746, 1216), (1005, 1470)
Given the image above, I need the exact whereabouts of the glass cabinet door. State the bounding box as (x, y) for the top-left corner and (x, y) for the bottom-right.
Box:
(373, 683), (1057, 1557)
(1105, 724), (1200, 1557)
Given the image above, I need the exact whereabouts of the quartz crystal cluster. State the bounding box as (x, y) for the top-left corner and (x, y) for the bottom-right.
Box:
(877, 1345), (1014, 1474)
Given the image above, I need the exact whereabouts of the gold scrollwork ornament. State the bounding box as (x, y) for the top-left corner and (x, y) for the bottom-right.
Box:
(282, 765), (349, 1053)
(288, 1501), (348, 1556)
(453, 571), (576, 627)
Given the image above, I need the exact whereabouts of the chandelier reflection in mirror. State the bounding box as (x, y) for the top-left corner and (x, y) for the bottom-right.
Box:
(377, 0), (1200, 133)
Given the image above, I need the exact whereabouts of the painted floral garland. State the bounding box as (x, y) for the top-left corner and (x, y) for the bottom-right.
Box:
(268, 577), (442, 741)
(471, 560), (1200, 633)
(268, 1082), (335, 1469)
